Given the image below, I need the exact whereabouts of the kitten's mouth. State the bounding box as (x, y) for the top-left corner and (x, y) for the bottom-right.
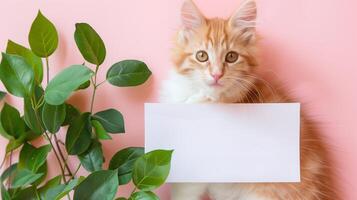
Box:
(209, 82), (223, 87)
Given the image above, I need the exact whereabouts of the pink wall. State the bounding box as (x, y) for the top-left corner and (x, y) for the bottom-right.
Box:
(0, 0), (356, 199)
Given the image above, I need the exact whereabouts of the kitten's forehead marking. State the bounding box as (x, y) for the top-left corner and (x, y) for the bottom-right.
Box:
(206, 19), (227, 49)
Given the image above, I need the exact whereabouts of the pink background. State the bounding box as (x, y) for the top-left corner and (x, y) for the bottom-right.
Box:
(0, 0), (356, 199)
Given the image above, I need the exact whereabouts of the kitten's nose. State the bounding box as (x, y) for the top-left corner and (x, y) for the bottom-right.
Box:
(211, 73), (223, 82)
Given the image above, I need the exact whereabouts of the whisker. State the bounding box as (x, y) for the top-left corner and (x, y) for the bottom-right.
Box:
(241, 74), (279, 100)
(225, 76), (263, 103)
(224, 76), (259, 103)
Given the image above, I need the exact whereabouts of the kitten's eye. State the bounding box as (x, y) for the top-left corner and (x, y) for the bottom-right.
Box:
(225, 51), (239, 63)
(196, 50), (209, 62)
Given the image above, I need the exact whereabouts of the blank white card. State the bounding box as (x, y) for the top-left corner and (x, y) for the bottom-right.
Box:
(145, 103), (300, 183)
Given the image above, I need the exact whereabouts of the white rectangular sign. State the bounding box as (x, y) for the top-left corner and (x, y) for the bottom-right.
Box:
(145, 103), (300, 183)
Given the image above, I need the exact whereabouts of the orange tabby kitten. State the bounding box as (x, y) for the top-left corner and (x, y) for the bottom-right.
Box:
(160, 0), (337, 199)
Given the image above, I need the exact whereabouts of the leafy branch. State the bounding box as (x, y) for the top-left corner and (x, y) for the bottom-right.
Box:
(0, 10), (172, 200)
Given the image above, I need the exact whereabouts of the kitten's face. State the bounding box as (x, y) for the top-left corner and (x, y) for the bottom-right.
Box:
(173, 0), (257, 94)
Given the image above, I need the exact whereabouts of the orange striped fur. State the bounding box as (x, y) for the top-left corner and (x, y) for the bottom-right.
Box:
(161, 0), (338, 199)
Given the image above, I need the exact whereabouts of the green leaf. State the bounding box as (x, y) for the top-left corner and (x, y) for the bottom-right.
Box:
(1, 103), (25, 138)
(62, 103), (81, 126)
(0, 111), (14, 140)
(76, 80), (90, 90)
(28, 11), (58, 57)
(11, 169), (43, 188)
(23, 86), (45, 135)
(40, 177), (82, 200)
(24, 95), (44, 135)
(33, 161), (48, 186)
(24, 129), (42, 142)
(1, 163), (17, 182)
(91, 120), (111, 140)
(5, 135), (26, 153)
(115, 198), (127, 200)
(92, 109), (125, 133)
(78, 140), (104, 172)
(109, 147), (144, 185)
(6, 40), (43, 84)
(11, 186), (38, 200)
(74, 170), (118, 200)
(0, 53), (35, 97)
(132, 150), (173, 191)
(65, 112), (92, 155)
(1, 182), (11, 200)
(42, 102), (66, 133)
(38, 175), (62, 194)
(18, 143), (51, 172)
(106, 60), (151, 87)
(0, 91), (6, 101)
(74, 23), (106, 65)
(129, 191), (159, 200)
(44, 65), (93, 105)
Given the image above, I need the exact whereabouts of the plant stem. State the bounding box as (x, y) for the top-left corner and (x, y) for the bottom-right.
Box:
(90, 65), (99, 113)
(45, 57), (49, 84)
(71, 163), (82, 179)
(44, 131), (68, 183)
(7, 150), (13, 188)
(0, 153), (6, 169)
(31, 95), (67, 183)
(90, 86), (97, 113)
(35, 188), (41, 200)
(53, 134), (73, 177)
(68, 65), (100, 181)
(96, 80), (106, 87)
(130, 187), (137, 196)
(44, 57), (74, 181)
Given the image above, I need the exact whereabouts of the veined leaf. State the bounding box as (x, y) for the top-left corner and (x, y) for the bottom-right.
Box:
(0, 53), (35, 97)
(11, 169), (43, 188)
(74, 170), (118, 200)
(18, 143), (51, 172)
(33, 161), (48, 186)
(6, 40), (43, 84)
(6, 133), (26, 153)
(129, 191), (159, 200)
(24, 86), (45, 135)
(92, 109), (124, 133)
(62, 103), (81, 126)
(44, 65), (93, 105)
(132, 150), (173, 191)
(106, 60), (151, 87)
(78, 140), (104, 172)
(74, 23), (106, 65)
(42, 102), (66, 133)
(38, 175), (62, 195)
(91, 120), (111, 140)
(0, 111), (14, 140)
(109, 147), (144, 185)
(29, 11), (58, 57)
(65, 112), (92, 155)
(40, 178), (82, 200)
(11, 185), (38, 200)
(1, 163), (17, 182)
(76, 80), (90, 90)
(1, 103), (25, 138)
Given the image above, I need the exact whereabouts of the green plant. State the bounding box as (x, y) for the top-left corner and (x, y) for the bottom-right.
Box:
(0, 11), (173, 200)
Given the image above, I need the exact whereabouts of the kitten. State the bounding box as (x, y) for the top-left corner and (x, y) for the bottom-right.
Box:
(160, 0), (337, 199)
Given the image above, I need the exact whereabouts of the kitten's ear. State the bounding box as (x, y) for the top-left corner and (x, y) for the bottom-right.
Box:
(229, 0), (257, 42)
(181, 0), (206, 30)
